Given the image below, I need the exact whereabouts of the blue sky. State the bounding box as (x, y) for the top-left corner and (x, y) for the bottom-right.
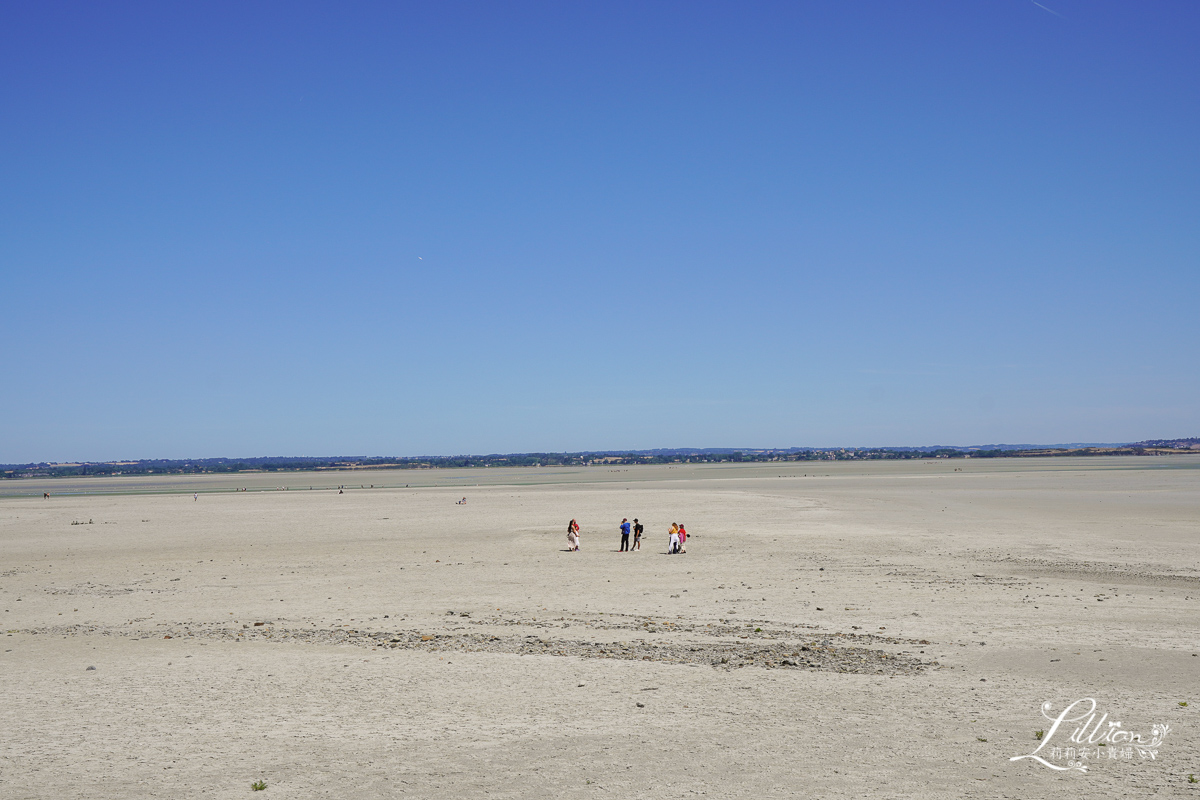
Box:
(2, 1), (1197, 462)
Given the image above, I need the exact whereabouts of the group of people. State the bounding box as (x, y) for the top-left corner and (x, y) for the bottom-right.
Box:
(618, 518), (644, 551)
(565, 518), (689, 554)
(667, 522), (688, 554)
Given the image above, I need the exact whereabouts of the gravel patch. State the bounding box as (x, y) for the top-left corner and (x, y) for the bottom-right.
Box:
(17, 616), (933, 675)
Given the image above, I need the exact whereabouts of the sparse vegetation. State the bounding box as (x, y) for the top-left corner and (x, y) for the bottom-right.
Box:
(1035, 730), (1044, 740)
(251, 780), (267, 791)
(977, 737), (988, 742)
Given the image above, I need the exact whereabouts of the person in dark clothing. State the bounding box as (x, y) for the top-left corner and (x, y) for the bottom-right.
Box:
(619, 518), (631, 551)
(632, 519), (643, 551)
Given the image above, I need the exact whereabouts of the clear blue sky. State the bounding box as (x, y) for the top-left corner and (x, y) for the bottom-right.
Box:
(2, 1), (1197, 462)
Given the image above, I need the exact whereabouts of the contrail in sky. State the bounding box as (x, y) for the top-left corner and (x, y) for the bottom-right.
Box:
(1030, 1), (1065, 18)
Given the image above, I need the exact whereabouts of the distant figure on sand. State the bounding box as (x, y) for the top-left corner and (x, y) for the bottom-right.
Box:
(668, 523), (680, 554)
(619, 518), (631, 551)
(677, 523), (687, 553)
(632, 519), (643, 551)
(567, 519), (580, 551)
(456, 497), (467, 505)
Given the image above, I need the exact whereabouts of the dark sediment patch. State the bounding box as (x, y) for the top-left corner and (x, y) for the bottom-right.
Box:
(18, 618), (933, 676)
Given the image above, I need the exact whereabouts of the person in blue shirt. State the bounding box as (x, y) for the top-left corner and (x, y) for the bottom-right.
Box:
(619, 518), (631, 552)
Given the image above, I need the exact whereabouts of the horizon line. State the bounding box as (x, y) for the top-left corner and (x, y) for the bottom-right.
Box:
(8, 438), (1200, 467)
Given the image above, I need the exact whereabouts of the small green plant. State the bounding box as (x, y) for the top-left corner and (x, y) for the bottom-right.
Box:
(251, 780), (267, 791)
(1187, 773), (1196, 783)
(1035, 730), (1044, 740)
(977, 737), (988, 742)
(755, 627), (762, 632)
(1179, 701), (1188, 707)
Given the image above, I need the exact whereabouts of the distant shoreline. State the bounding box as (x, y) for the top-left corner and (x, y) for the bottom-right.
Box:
(3, 455), (1199, 501)
(4, 440), (1199, 480)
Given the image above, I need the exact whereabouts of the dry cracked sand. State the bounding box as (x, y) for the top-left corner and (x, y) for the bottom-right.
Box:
(2, 457), (1198, 798)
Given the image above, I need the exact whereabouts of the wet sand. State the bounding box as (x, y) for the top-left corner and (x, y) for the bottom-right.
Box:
(2, 457), (1198, 798)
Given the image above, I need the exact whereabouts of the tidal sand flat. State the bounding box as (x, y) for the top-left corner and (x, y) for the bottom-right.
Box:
(2, 458), (1198, 798)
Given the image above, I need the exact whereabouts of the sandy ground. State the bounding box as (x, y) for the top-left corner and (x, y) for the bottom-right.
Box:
(1, 457), (1198, 798)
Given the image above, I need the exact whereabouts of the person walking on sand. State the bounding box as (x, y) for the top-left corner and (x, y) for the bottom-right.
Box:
(619, 518), (631, 552)
(668, 523), (680, 554)
(678, 523), (687, 553)
(567, 519), (580, 551)
(632, 518), (643, 551)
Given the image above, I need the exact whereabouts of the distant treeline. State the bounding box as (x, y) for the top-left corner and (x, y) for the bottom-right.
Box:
(3, 440), (1197, 479)
(1, 451), (922, 478)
